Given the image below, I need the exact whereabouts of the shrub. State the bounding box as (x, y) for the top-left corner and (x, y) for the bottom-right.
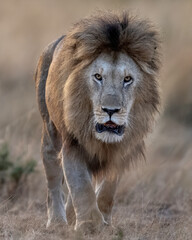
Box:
(0, 142), (36, 197)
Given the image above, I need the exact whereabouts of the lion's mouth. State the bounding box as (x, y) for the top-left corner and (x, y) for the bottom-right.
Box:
(95, 121), (125, 136)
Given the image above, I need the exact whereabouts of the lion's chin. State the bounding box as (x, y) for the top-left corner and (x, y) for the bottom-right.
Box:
(95, 131), (125, 143)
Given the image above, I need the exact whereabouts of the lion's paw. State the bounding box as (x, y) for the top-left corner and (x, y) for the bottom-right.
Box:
(75, 208), (108, 234)
(75, 220), (108, 235)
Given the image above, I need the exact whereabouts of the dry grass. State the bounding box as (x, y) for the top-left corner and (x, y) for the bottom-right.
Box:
(0, 0), (192, 239)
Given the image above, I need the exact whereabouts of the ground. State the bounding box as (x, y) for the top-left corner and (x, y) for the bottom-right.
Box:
(0, 0), (192, 239)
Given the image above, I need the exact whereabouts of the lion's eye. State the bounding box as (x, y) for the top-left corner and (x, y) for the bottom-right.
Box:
(124, 76), (134, 85)
(94, 73), (102, 81)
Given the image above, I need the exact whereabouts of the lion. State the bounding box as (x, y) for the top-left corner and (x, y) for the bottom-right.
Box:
(35, 11), (161, 231)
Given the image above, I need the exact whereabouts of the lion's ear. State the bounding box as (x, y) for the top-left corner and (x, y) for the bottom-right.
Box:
(151, 43), (161, 72)
(138, 61), (156, 75)
(138, 44), (160, 75)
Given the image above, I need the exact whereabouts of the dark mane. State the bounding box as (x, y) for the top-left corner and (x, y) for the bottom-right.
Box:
(61, 11), (161, 73)
(54, 11), (161, 175)
(104, 23), (121, 51)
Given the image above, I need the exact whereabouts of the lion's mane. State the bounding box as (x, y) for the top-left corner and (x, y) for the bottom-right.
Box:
(45, 12), (161, 176)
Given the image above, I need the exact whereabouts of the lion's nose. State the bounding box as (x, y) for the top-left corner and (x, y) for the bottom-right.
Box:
(101, 107), (120, 117)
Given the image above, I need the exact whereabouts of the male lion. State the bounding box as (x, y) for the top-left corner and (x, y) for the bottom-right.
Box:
(35, 12), (160, 231)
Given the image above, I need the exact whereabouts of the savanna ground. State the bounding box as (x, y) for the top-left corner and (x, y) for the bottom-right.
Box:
(0, 0), (192, 239)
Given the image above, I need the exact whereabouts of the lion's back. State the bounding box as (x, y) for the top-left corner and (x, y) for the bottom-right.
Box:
(35, 36), (65, 122)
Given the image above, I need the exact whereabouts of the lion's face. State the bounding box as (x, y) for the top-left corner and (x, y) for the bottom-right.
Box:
(85, 52), (142, 143)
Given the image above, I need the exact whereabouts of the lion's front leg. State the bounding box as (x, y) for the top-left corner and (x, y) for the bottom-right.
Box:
(41, 124), (67, 227)
(62, 145), (105, 231)
(96, 176), (119, 225)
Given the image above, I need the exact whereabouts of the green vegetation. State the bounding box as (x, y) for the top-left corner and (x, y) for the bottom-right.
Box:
(0, 142), (36, 185)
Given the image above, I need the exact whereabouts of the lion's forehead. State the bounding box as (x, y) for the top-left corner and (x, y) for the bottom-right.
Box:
(90, 52), (142, 80)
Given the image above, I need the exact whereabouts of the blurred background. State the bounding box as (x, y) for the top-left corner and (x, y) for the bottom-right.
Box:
(0, 0), (192, 239)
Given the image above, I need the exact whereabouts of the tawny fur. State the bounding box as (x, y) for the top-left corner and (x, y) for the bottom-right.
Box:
(35, 11), (161, 229)
(39, 12), (160, 176)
